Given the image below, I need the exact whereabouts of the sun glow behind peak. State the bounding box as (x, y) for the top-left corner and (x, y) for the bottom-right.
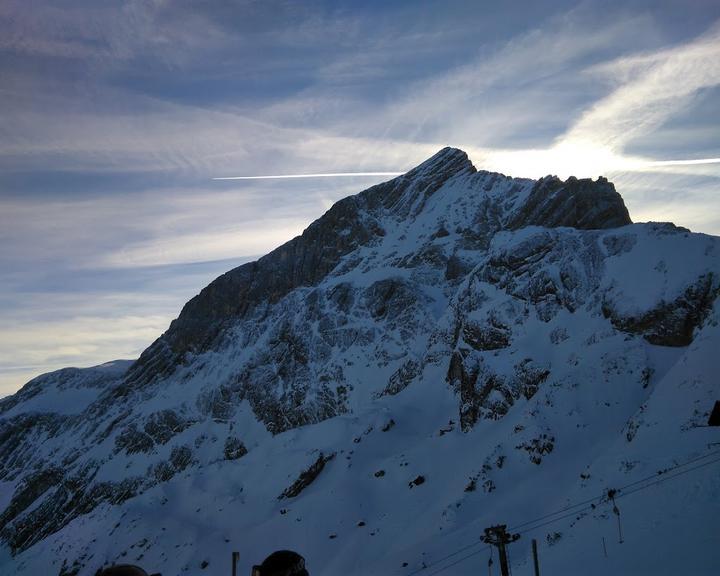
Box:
(472, 142), (720, 181)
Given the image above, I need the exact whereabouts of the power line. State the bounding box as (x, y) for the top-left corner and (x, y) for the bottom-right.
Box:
(612, 449), (720, 494)
(616, 456), (720, 501)
(510, 450), (720, 535)
(510, 449), (720, 533)
(404, 540), (487, 576)
(400, 448), (720, 576)
(422, 545), (491, 576)
(512, 457), (720, 538)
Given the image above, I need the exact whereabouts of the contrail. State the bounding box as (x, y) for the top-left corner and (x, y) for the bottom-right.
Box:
(643, 157), (720, 167)
(212, 157), (720, 181)
(213, 172), (404, 180)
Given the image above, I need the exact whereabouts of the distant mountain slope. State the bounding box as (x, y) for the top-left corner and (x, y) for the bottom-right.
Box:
(1, 148), (718, 576)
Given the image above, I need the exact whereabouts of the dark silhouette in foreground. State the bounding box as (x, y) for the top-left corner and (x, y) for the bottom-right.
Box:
(252, 550), (309, 576)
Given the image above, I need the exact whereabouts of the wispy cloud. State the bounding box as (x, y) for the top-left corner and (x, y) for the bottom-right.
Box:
(562, 22), (720, 151)
(609, 170), (720, 233)
(0, 0), (233, 65)
(3, 1), (720, 396)
(99, 219), (307, 268)
(0, 258), (256, 397)
(453, 20), (720, 180)
(0, 304), (171, 397)
(298, 11), (663, 147)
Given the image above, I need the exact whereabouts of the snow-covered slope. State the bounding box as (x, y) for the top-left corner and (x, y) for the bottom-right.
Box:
(1, 148), (718, 576)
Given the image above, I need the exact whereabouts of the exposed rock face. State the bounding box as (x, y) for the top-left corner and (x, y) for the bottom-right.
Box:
(115, 410), (194, 455)
(223, 437), (248, 460)
(1, 463), (144, 553)
(126, 148), (477, 387)
(462, 320), (511, 351)
(126, 148), (630, 388)
(507, 175), (631, 230)
(449, 353), (550, 431)
(279, 452), (335, 499)
(377, 359), (421, 398)
(1, 147), (718, 571)
(604, 273), (717, 346)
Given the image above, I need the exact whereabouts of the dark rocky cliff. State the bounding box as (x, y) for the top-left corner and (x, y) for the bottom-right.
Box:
(10, 147), (709, 570)
(127, 148), (631, 387)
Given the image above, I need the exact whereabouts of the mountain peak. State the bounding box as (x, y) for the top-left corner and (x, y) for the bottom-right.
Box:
(2, 146), (719, 575)
(403, 146), (475, 179)
(126, 148), (631, 386)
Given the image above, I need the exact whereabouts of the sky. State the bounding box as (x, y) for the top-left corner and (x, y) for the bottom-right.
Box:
(1, 0), (720, 397)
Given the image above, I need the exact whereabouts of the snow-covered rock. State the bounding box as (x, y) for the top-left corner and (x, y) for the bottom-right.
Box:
(1, 148), (718, 576)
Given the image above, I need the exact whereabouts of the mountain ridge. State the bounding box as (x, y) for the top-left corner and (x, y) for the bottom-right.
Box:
(1, 148), (718, 576)
(127, 147), (631, 389)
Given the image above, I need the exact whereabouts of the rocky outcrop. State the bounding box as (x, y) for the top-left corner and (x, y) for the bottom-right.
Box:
(604, 273), (718, 346)
(516, 433), (555, 465)
(0, 413), (69, 480)
(223, 436), (248, 460)
(507, 175), (631, 230)
(127, 148), (475, 387)
(114, 409), (194, 455)
(0, 467), (63, 535)
(279, 452), (335, 499)
(378, 359), (421, 398)
(1, 464), (144, 553)
(462, 320), (511, 351)
(2, 147), (717, 567)
(126, 149), (631, 389)
(448, 351), (551, 431)
(364, 278), (418, 321)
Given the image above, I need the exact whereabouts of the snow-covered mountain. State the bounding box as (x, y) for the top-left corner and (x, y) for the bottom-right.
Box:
(1, 148), (719, 576)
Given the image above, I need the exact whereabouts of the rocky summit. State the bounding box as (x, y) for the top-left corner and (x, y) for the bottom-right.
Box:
(1, 148), (718, 576)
